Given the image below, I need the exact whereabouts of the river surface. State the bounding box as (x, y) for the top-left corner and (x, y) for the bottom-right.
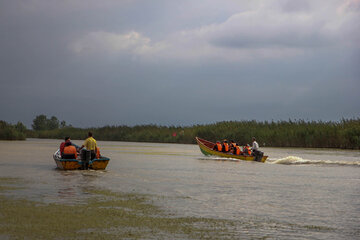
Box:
(0, 138), (359, 239)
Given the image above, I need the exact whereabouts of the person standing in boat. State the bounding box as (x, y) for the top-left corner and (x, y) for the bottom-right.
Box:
(252, 137), (259, 152)
(251, 137), (264, 161)
(79, 132), (98, 160)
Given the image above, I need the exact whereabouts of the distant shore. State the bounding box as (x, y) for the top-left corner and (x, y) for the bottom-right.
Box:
(2, 118), (360, 149)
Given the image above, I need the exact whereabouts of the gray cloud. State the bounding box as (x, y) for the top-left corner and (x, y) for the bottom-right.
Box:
(0, 0), (359, 128)
(281, 0), (310, 13)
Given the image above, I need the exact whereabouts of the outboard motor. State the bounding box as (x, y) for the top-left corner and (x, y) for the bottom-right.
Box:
(253, 150), (264, 162)
(81, 149), (91, 169)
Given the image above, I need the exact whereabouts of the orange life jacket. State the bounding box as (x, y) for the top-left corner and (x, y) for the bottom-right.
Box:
(96, 147), (100, 159)
(234, 146), (241, 155)
(215, 143), (222, 151)
(231, 143), (236, 148)
(63, 145), (77, 158)
(245, 146), (251, 155)
(223, 143), (229, 152)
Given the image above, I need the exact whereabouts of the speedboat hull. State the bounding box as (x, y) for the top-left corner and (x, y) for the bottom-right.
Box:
(196, 137), (267, 162)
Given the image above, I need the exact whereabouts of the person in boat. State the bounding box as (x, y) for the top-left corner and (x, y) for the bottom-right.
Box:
(243, 144), (252, 155)
(59, 137), (70, 157)
(230, 140), (236, 151)
(251, 137), (264, 161)
(62, 141), (78, 159)
(79, 132), (98, 160)
(252, 137), (259, 152)
(96, 147), (101, 159)
(213, 141), (222, 152)
(59, 136), (79, 158)
(233, 143), (242, 155)
(222, 140), (230, 152)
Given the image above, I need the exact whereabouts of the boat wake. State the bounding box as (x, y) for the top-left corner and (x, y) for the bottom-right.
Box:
(268, 156), (360, 166)
(198, 156), (240, 162)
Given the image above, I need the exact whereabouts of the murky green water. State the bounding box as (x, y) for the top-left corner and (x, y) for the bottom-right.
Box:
(0, 139), (359, 239)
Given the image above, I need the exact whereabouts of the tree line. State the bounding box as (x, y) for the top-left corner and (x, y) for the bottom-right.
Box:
(1, 115), (359, 149)
(0, 121), (27, 140)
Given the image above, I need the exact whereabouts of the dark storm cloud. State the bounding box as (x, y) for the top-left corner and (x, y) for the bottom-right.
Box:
(0, 0), (359, 128)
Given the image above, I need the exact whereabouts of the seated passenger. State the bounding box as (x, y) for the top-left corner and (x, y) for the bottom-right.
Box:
(96, 147), (101, 159)
(60, 136), (79, 158)
(62, 141), (78, 159)
(60, 136), (71, 158)
(233, 143), (242, 155)
(213, 141), (222, 152)
(230, 140), (236, 151)
(243, 144), (252, 155)
(222, 140), (230, 152)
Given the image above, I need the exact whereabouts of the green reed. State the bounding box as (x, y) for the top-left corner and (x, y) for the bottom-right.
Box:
(0, 121), (26, 140)
(2, 118), (359, 149)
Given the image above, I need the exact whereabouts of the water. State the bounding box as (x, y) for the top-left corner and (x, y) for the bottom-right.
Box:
(0, 139), (359, 239)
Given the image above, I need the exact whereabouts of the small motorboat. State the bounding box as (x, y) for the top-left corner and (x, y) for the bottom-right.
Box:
(196, 137), (268, 162)
(53, 149), (110, 170)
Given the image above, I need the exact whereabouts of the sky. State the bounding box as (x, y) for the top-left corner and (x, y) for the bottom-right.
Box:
(0, 0), (359, 128)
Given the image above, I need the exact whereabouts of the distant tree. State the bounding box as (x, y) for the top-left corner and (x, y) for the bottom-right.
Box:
(15, 122), (27, 132)
(60, 120), (67, 128)
(32, 115), (60, 130)
(32, 114), (48, 131)
(48, 116), (60, 130)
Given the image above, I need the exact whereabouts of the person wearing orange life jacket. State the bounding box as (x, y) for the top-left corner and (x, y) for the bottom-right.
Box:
(62, 141), (77, 159)
(222, 140), (230, 152)
(233, 143), (242, 155)
(96, 147), (101, 159)
(213, 141), (222, 152)
(244, 144), (252, 155)
(59, 136), (79, 158)
(60, 136), (71, 158)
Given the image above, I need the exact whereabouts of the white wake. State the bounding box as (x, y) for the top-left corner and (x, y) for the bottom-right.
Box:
(269, 156), (360, 166)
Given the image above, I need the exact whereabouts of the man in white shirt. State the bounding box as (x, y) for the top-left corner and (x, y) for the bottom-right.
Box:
(251, 137), (264, 161)
(252, 137), (259, 151)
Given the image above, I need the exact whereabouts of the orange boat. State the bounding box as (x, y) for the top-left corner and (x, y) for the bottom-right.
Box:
(53, 149), (110, 170)
(196, 137), (268, 162)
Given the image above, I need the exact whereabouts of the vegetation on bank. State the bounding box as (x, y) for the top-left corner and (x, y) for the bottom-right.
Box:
(0, 121), (27, 140)
(1, 115), (360, 149)
(31, 114), (69, 131)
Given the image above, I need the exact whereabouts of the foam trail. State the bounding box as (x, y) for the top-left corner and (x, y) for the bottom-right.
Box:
(269, 156), (360, 166)
(198, 156), (239, 162)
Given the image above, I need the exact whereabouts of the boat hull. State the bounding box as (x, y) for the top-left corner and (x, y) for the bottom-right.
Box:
(55, 159), (82, 170)
(196, 137), (268, 162)
(53, 149), (110, 170)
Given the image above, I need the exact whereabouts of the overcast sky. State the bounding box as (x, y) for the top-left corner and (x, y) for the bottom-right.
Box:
(0, 0), (359, 128)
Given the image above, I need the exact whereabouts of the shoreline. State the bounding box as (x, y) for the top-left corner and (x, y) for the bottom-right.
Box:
(2, 119), (360, 149)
